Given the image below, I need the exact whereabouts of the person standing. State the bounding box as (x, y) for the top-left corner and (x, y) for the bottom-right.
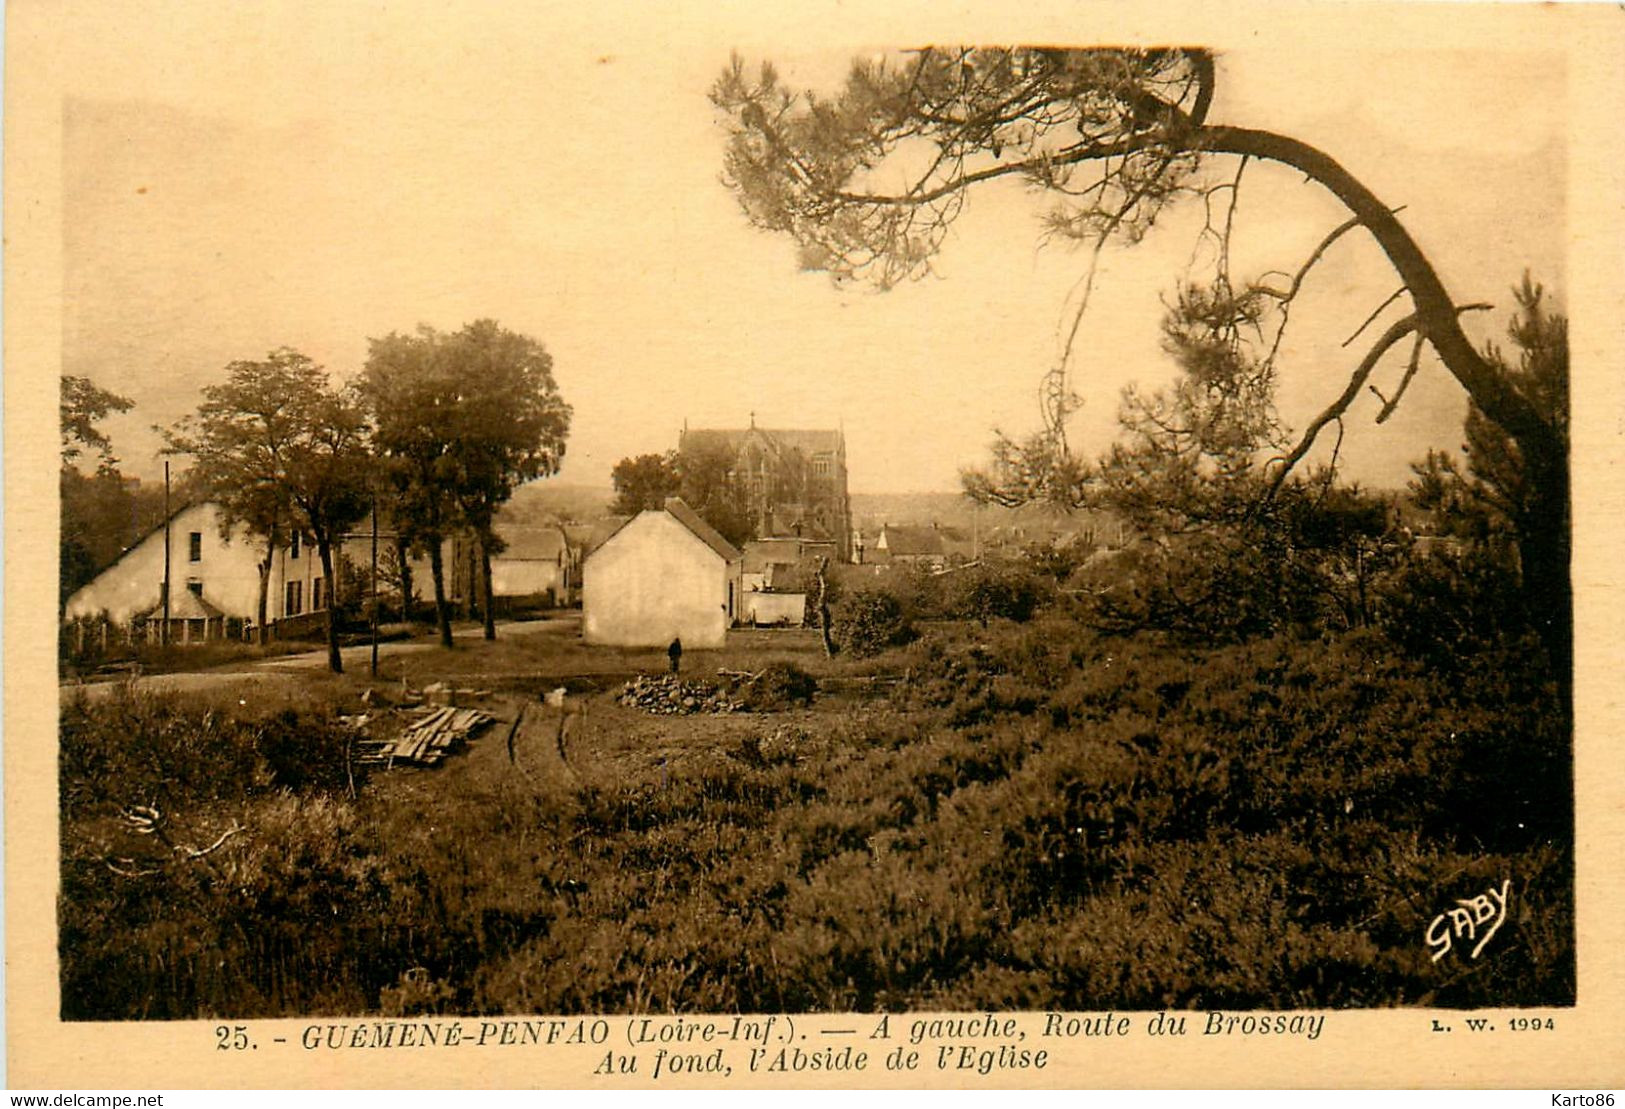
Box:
(667, 635), (683, 674)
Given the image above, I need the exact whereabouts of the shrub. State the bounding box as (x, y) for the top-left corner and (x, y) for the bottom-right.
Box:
(943, 562), (1051, 627)
(832, 589), (917, 658)
(60, 613), (1571, 1017)
(734, 661), (819, 711)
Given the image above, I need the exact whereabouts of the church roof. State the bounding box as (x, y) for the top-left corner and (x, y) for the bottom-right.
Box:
(680, 427), (843, 457)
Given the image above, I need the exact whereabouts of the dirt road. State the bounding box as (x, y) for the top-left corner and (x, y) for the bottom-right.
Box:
(60, 617), (570, 701)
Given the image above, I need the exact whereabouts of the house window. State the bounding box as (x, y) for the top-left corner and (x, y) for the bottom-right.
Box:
(187, 580), (203, 597)
(290, 533), (301, 559)
(812, 455), (832, 477)
(312, 577), (325, 611)
(286, 580), (303, 617)
(188, 531), (202, 562)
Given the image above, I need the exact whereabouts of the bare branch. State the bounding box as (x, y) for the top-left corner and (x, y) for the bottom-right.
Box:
(1266, 314), (1420, 494)
(178, 824), (245, 859)
(1342, 286), (1410, 348)
(106, 858), (162, 879)
(1268, 302), (1493, 494)
(1372, 332), (1427, 424)
(1250, 216), (1360, 302)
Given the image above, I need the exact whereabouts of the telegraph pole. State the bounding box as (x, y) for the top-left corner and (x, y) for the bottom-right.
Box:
(370, 497), (379, 677)
(161, 460), (171, 647)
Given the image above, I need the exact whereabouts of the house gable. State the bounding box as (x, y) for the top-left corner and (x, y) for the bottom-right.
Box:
(65, 502), (268, 625)
(581, 503), (742, 648)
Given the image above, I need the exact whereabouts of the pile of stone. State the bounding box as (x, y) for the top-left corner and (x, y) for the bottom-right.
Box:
(615, 673), (742, 715)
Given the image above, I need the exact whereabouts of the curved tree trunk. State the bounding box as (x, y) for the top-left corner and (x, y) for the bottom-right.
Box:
(1194, 125), (1559, 463)
(1050, 114), (1575, 684)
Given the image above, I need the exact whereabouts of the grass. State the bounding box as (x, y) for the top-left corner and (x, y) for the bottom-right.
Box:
(58, 614), (1572, 1018)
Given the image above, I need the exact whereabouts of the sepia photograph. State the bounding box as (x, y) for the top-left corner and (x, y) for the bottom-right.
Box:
(8, 0), (1625, 1091)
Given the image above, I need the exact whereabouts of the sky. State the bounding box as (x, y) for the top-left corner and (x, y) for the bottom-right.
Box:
(55, 4), (1567, 496)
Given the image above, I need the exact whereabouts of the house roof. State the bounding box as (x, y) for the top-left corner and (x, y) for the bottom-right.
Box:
(741, 538), (806, 573)
(880, 524), (946, 557)
(663, 498), (743, 562)
(680, 427), (843, 458)
(492, 523), (570, 561)
(574, 516), (631, 558)
(138, 588), (226, 621)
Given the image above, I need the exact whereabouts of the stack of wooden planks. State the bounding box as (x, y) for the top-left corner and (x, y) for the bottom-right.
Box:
(357, 705), (495, 767)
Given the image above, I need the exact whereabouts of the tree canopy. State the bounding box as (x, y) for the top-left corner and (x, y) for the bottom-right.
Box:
(611, 452), (683, 516)
(167, 349), (373, 669)
(59, 375), (159, 609)
(712, 47), (1562, 484)
(610, 445), (756, 548)
(715, 45), (1570, 674)
(360, 320), (571, 643)
(61, 376), (134, 470)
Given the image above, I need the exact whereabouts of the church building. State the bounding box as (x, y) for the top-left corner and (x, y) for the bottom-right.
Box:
(678, 419), (852, 562)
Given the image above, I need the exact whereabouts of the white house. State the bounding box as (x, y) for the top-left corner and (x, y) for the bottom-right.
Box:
(64, 501), (432, 640)
(66, 503), (271, 635)
(581, 498), (742, 648)
(490, 524), (574, 605)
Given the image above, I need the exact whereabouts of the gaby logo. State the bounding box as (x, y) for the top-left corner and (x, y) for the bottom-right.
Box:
(1425, 879), (1512, 962)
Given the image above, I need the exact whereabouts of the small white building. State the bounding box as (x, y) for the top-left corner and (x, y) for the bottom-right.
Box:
(581, 498), (742, 648)
(455, 521), (576, 609)
(491, 525), (573, 605)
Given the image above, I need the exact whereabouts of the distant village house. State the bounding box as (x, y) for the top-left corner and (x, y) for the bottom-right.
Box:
(450, 521), (576, 615)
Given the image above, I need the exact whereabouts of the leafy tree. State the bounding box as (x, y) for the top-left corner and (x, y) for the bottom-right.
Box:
(959, 430), (1091, 511)
(61, 376), (133, 470)
(165, 351), (305, 645)
(1464, 279), (1568, 668)
(1095, 282), (1284, 537)
(674, 442), (754, 549)
(361, 320), (571, 645)
(610, 445), (764, 549)
(58, 375), (166, 609)
(59, 468), (168, 611)
(1020, 539), (1087, 584)
(611, 451), (682, 515)
(167, 350), (372, 670)
(440, 320), (571, 640)
(360, 328), (458, 646)
(1066, 287), (1403, 639)
(946, 561), (1049, 628)
(714, 48), (1567, 664)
